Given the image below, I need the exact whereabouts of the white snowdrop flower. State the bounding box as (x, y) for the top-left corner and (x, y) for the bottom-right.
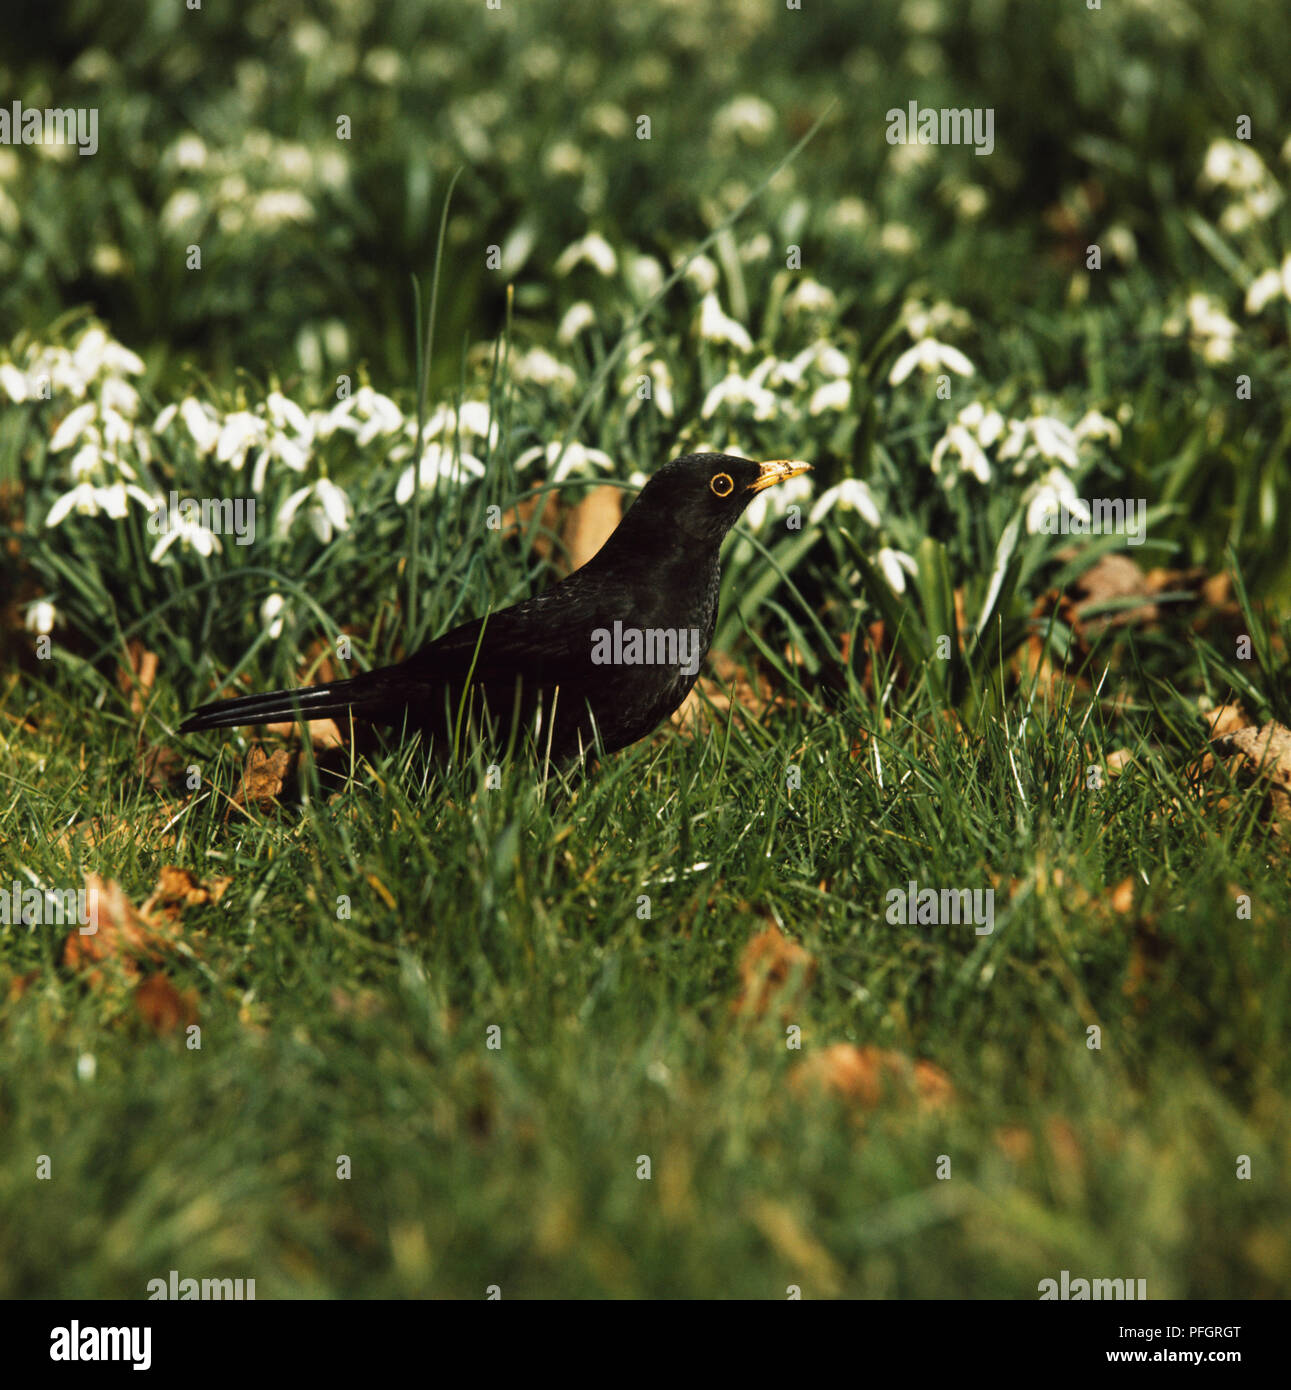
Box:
(956, 402), (1005, 448)
(395, 444), (486, 503)
(161, 189), (203, 234)
(276, 477), (352, 544)
(454, 400), (497, 445)
(99, 376), (139, 417)
(648, 362), (674, 419)
(1200, 139), (1265, 192)
(1073, 410), (1122, 447)
(49, 402), (97, 452)
(513, 347), (578, 390)
(0, 362), (29, 402)
(697, 293), (754, 353)
(171, 134), (208, 170)
(825, 196), (870, 232)
(260, 592), (287, 638)
(153, 402), (178, 433)
(626, 359), (675, 419)
(784, 278), (837, 316)
(40, 345), (89, 398)
(72, 328), (110, 380)
(558, 301), (597, 343)
(955, 185), (989, 219)
(705, 372), (778, 419)
(554, 232), (617, 277)
(251, 190), (315, 227)
(879, 222), (917, 255)
(770, 354), (806, 388)
(808, 478), (880, 527)
(264, 430), (310, 474)
(930, 424), (992, 483)
(741, 232), (772, 262)
(101, 339), (145, 376)
(1025, 468), (1091, 534)
(99, 406), (134, 450)
(180, 397), (221, 454)
(25, 599), (58, 635)
(1185, 292), (1237, 363)
(513, 441), (614, 483)
(808, 379), (851, 415)
(76, 1052), (97, 1083)
(217, 411), (266, 469)
(889, 338), (975, 385)
(714, 95), (776, 144)
(1250, 264), (1289, 311)
(876, 547), (918, 595)
(351, 387), (403, 445)
(1029, 416), (1080, 469)
(681, 253), (719, 295)
(543, 140), (584, 178)
(69, 441), (104, 480)
(46, 480), (145, 528)
(266, 390), (312, 437)
(627, 254), (665, 301)
(701, 373), (778, 421)
(1251, 259), (1291, 313)
(814, 345), (851, 378)
(363, 47), (403, 84)
(149, 514), (221, 563)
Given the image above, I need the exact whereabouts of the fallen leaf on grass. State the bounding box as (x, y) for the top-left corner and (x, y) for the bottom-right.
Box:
(134, 972), (198, 1035)
(731, 924), (815, 1019)
(791, 1044), (954, 1112)
(232, 745), (291, 813)
(1206, 721), (1291, 835)
(62, 873), (181, 981)
(117, 638), (158, 715)
(62, 872), (209, 1034)
(146, 866), (230, 920)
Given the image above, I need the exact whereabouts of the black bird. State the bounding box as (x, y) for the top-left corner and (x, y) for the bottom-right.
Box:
(178, 453), (811, 762)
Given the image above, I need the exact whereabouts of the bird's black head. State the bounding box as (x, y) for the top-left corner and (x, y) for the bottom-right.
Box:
(622, 452), (812, 547)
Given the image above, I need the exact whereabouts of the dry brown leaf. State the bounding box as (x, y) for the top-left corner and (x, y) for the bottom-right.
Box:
(117, 638), (159, 714)
(498, 485), (562, 562)
(146, 866), (230, 919)
(1209, 721), (1291, 834)
(62, 874), (181, 982)
(233, 745), (291, 812)
(134, 972), (199, 1035)
(560, 485), (622, 573)
(1203, 702), (1253, 740)
(791, 1044), (954, 1112)
(1109, 877), (1136, 914)
(732, 924), (815, 1019)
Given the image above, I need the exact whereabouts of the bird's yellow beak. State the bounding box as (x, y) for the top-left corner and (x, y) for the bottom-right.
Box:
(748, 459), (812, 493)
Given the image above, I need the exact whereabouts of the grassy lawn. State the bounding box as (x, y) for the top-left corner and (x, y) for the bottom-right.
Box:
(2, 0), (1290, 1298)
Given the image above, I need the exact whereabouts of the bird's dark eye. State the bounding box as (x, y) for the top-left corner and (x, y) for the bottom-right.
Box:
(710, 472), (734, 497)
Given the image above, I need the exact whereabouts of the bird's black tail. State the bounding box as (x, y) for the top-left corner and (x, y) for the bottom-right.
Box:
(178, 670), (394, 734)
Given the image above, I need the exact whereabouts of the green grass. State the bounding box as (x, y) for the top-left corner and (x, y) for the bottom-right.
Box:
(1, 607), (1288, 1297)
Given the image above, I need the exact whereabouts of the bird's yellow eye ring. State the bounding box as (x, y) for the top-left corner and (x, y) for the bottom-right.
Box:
(710, 472), (734, 497)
